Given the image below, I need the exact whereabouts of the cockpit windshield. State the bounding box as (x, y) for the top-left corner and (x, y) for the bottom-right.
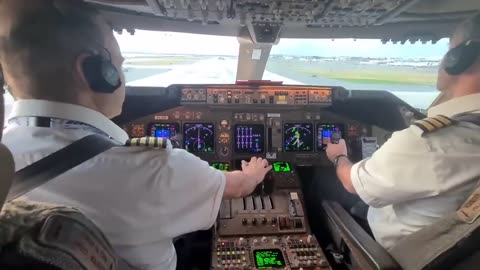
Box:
(119, 31), (448, 111)
(118, 31), (240, 86)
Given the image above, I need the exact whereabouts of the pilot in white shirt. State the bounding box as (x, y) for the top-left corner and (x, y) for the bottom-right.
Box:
(326, 14), (480, 250)
(0, 2), (272, 270)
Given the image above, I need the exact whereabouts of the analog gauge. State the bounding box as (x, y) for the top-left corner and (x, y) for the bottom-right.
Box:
(220, 119), (230, 129)
(131, 124), (146, 138)
(219, 132), (230, 144)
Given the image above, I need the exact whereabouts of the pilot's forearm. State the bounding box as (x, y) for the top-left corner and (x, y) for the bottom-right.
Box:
(222, 171), (256, 199)
(336, 157), (356, 194)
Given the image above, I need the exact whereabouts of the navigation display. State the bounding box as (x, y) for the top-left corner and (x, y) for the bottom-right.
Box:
(149, 123), (179, 139)
(234, 124), (265, 153)
(254, 249), (286, 268)
(183, 123), (215, 153)
(283, 123), (314, 152)
(318, 124), (344, 150)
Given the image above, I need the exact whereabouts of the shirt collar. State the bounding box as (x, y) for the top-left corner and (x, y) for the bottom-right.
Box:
(9, 99), (129, 143)
(428, 93), (480, 118)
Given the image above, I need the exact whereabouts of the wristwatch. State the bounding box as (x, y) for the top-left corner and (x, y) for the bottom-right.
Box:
(333, 154), (348, 168)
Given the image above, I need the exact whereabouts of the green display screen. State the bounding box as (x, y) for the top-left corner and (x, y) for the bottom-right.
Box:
(211, 162), (230, 171)
(272, 161), (292, 173)
(254, 249), (286, 268)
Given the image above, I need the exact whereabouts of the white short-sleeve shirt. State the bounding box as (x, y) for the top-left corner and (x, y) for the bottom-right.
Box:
(351, 93), (480, 250)
(3, 100), (226, 270)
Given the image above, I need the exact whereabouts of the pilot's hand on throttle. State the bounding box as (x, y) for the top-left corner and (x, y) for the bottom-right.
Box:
(241, 157), (272, 184)
(326, 139), (347, 162)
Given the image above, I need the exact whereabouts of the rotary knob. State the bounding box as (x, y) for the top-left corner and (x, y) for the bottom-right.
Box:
(307, 235), (313, 244)
(241, 218), (248, 225)
(238, 237), (246, 246)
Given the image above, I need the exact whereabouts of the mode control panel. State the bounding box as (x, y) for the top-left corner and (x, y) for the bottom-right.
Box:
(175, 84), (335, 106)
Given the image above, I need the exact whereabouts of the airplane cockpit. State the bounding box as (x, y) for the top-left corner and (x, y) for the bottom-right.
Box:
(117, 83), (416, 269)
(2, 0), (480, 270)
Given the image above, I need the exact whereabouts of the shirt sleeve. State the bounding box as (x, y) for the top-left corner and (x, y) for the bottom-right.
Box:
(149, 148), (226, 237)
(351, 126), (441, 208)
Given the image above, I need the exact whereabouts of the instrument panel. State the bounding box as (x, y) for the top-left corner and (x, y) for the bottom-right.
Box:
(122, 84), (390, 270)
(123, 84), (372, 167)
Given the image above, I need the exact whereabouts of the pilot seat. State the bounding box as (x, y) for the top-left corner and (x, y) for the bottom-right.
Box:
(322, 197), (480, 270)
(0, 139), (138, 270)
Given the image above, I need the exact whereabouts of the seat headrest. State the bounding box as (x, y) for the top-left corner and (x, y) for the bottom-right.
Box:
(0, 143), (14, 211)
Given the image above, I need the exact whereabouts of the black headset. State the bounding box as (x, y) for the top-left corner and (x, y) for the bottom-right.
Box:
(81, 50), (122, 94)
(444, 40), (480, 75)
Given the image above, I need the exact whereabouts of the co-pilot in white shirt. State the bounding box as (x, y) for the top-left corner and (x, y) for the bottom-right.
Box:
(3, 99), (226, 270)
(351, 93), (480, 250)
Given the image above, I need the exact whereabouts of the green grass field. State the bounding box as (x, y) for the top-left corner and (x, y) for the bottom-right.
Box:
(267, 58), (438, 86)
(300, 69), (437, 85)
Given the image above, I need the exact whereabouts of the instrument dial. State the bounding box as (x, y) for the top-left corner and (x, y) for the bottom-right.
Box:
(131, 124), (146, 137)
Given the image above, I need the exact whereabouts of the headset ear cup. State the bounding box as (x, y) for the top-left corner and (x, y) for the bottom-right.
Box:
(82, 55), (121, 93)
(444, 43), (479, 75)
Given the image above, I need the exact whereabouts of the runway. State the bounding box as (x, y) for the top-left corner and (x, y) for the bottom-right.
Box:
(3, 58), (438, 122)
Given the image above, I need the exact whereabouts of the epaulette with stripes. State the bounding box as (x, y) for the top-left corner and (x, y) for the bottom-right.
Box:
(413, 115), (454, 135)
(125, 137), (168, 149)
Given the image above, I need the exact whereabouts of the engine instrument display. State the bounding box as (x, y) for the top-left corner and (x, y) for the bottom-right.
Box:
(183, 123), (215, 153)
(149, 123), (179, 139)
(284, 123), (314, 152)
(211, 162), (230, 171)
(318, 124), (344, 150)
(254, 249), (286, 268)
(234, 124), (265, 154)
(272, 161), (292, 173)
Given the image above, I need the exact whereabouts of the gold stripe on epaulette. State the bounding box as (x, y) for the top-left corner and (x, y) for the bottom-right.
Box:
(436, 115), (453, 125)
(125, 137), (167, 149)
(427, 117), (445, 128)
(148, 137), (155, 146)
(413, 115), (454, 134)
(415, 120), (436, 131)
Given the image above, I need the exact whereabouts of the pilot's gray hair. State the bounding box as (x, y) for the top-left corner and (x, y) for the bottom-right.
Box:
(458, 12), (480, 42)
(0, 0), (105, 101)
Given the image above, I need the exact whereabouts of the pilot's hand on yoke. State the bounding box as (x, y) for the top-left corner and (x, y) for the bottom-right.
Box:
(326, 139), (348, 163)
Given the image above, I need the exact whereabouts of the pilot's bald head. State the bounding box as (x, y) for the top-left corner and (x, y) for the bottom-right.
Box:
(0, 0), (110, 101)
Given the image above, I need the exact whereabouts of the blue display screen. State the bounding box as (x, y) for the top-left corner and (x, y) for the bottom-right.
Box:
(149, 123), (179, 139)
(234, 124), (265, 153)
(155, 129), (171, 138)
(317, 124), (344, 150)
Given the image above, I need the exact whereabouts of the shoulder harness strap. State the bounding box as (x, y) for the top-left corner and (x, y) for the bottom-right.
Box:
(413, 115), (454, 135)
(125, 136), (168, 149)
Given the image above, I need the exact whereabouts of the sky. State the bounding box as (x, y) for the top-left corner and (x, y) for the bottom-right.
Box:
(115, 30), (450, 59)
